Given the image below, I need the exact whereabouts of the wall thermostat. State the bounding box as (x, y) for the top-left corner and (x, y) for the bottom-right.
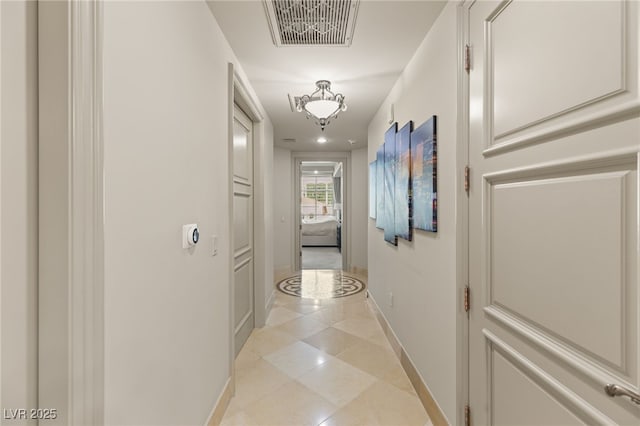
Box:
(182, 224), (199, 248)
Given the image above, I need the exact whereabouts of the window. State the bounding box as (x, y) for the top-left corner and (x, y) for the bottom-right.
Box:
(301, 176), (334, 218)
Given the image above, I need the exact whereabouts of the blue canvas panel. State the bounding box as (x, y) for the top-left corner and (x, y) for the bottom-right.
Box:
(369, 161), (376, 219)
(394, 121), (413, 241)
(375, 146), (385, 229)
(411, 116), (437, 232)
(383, 123), (398, 245)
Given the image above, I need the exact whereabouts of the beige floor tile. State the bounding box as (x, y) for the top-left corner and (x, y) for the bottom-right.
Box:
(243, 327), (297, 356)
(274, 315), (329, 340)
(303, 326), (367, 356)
(336, 339), (400, 379)
(220, 398), (243, 421)
(346, 380), (430, 426)
(379, 363), (417, 395)
(243, 381), (338, 426)
(286, 302), (325, 314)
(233, 359), (293, 408)
(331, 291), (368, 305)
(306, 305), (351, 325)
(234, 346), (261, 372)
(221, 271), (425, 426)
(317, 399), (380, 426)
(263, 341), (330, 379)
(265, 306), (303, 327)
(296, 357), (378, 407)
(365, 329), (392, 347)
(332, 316), (384, 339)
(274, 292), (301, 305)
(220, 408), (259, 426)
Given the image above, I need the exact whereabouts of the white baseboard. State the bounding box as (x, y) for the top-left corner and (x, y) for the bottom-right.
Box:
(367, 293), (449, 426)
(204, 377), (232, 426)
(265, 289), (276, 314)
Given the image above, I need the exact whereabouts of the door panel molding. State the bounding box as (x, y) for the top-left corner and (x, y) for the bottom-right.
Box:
(482, 152), (638, 384)
(485, 330), (614, 425)
(482, 0), (638, 156)
(485, 305), (637, 390)
(485, 169), (633, 369)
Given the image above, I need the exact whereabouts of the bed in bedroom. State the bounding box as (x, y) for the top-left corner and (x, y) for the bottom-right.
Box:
(301, 216), (339, 247)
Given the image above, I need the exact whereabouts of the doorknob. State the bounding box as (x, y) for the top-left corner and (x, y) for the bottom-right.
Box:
(604, 384), (640, 405)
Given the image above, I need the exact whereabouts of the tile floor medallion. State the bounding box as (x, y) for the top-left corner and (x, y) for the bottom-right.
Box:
(221, 270), (432, 426)
(276, 270), (366, 299)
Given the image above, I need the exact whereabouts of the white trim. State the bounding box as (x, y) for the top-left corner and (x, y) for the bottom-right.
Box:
(39, 1), (104, 423)
(457, 2), (471, 424)
(0, 0), (3, 411)
(484, 330), (615, 425)
(203, 377), (232, 426)
(228, 63), (268, 390)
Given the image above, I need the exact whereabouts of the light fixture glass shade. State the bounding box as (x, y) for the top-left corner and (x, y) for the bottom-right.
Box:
(296, 80), (347, 131)
(305, 100), (340, 118)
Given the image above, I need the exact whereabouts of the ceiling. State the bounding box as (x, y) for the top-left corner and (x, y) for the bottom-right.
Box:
(208, 0), (446, 152)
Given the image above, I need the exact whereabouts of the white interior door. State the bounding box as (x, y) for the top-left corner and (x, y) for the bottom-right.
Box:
(468, 1), (640, 424)
(233, 104), (254, 356)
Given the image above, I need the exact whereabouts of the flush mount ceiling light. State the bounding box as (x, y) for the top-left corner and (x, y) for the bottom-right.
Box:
(296, 80), (347, 131)
(317, 137), (327, 144)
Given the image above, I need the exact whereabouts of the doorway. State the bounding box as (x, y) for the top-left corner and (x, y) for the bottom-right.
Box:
(299, 161), (343, 270)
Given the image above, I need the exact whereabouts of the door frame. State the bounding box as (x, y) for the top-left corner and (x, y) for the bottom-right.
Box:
(227, 64), (267, 373)
(38, 1), (105, 423)
(457, 1), (471, 423)
(293, 151), (350, 272)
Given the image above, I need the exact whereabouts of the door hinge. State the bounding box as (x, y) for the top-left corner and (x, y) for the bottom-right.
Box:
(464, 404), (471, 426)
(464, 44), (471, 73)
(464, 166), (470, 193)
(464, 286), (470, 313)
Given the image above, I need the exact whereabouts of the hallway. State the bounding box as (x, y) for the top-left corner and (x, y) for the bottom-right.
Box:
(221, 271), (430, 426)
(4, 0), (639, 424)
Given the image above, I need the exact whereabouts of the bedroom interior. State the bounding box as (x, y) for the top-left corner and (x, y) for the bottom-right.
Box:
(300, 161), (343, 270)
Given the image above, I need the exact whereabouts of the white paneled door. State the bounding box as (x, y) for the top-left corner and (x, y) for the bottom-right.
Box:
(233, 104), (254, 356)
(468, 0), (640, 424)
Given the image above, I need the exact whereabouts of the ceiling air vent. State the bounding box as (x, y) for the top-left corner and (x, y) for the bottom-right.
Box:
(263, 0), (359, 47)
(282, 138), (297, 144)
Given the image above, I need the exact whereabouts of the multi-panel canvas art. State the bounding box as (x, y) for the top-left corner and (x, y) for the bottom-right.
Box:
(394, 121), (413, 241)
(383, 123), (398, 245)
(411, 116), (437, 232)
(368, 116), (438, 244)
(369, 161), (376, 219)
(375, 146), (385, 229)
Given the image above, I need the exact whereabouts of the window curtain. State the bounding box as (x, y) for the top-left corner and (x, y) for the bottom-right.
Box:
(333, 177), (341, 204)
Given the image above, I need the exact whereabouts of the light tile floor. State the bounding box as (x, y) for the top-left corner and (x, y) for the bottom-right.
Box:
(220, 270), (432, 426)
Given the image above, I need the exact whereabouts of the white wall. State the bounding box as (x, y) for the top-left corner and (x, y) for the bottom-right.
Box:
(273, 147), (293, 274)
(350, 148), (368, 272)
(367, 2), (458, 423)
(255, 118), (275, 318)
(1, 1), (38, 421)
(102, 2), (271, 424)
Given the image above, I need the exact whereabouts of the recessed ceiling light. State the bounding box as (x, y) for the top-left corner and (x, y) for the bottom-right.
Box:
(314, 170), (318, 174)
(317, 137), (327, 144)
